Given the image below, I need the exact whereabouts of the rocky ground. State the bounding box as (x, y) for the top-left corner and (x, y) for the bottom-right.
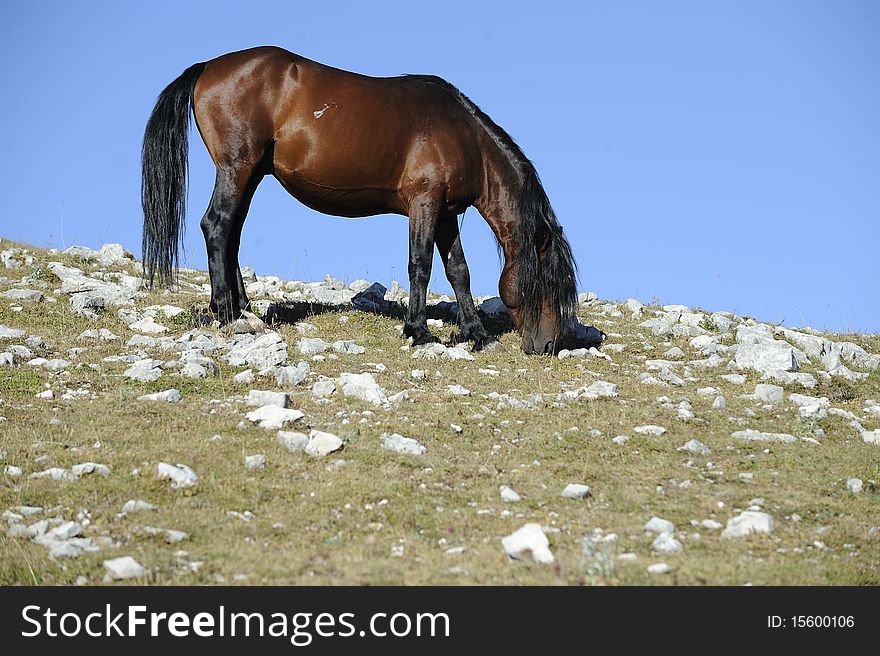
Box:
(1, 238), (878, 585)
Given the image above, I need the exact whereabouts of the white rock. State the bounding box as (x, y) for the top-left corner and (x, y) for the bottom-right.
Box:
(611, 435), (629, 445)
(245, 404), (304, 429)
(645, 516), (675, 534)
(179, 362), (208, 378)
(233, 369), (255, 384)
(862, 430), (880, 445)
(306, 430), (344, 457)
(731, 429), (797, 444)
(69, 462), (110, 478)
(338, 372), (387, 405)
(499, 485), (521, 502)
(634, 425), (667, 436)
(501, 523), (554, 564)
(721, 511), (774, 538)
(4, 465), (23, 478)
(0, 324), (26, 340)
(35, 389), (54, 400)
(736, 340), (797, 374)
(277, 431), (309, 453)
(411, 369), (426, 380)
(246, 390), (289, 408)
(652, 532), (683, 554)
(411, 342), (474, 361)
(558, 482), (591, 500)
(103, 556), (145, 580)
(679, 439), (710, 455)
(580, 381), (618, 399)
(225, 331), (288, 370)
(276, 361), (310, 387)
(332, 340), (365, 355)
(382, 432), (426, 455)
(720, 373), (747, 385)
(124, 359), (163, 382)
(751, 383), (784, 404)
(712, 396), (727, 410)
(447, 384), (471, 396)
(137, 389), (181, 403)
(129, 317), (169, 334)
(298, 337), (328, 355)
(647, 563), (671, 574)
(121, 499), (156, 513)
(846, 478), (863, 494)
(245, 454), (266, 470)
(311, 380), (337, 397)
(700, 519), (723, 530)
(156, 462), (198, 489)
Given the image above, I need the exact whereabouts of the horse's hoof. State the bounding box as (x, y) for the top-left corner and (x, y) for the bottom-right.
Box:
(473, 336), (500, 352)
(409, 332), (439, 347)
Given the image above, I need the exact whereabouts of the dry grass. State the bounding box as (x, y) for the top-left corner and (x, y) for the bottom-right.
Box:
(1, 239), (879, 585)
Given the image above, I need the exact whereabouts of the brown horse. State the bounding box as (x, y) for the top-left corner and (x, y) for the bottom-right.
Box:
(142, 46), (577, 354)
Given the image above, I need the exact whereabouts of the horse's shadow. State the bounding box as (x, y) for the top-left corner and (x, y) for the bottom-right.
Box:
(258, 299), (604, 351)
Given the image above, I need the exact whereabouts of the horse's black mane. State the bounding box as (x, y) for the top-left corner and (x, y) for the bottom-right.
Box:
(404, 74), (578, 330)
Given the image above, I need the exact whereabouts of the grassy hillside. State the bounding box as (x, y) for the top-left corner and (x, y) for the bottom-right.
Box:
(1, 239), (878, 585)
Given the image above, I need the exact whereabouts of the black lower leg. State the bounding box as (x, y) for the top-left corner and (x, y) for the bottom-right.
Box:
(436, 217), (493, 349)
(403, 198), (439, 346)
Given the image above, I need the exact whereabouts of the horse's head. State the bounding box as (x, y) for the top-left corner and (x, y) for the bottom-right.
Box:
(501, 295), (563, 354)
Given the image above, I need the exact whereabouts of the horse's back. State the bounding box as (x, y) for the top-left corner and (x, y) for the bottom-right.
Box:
(193, 47), (483, 217)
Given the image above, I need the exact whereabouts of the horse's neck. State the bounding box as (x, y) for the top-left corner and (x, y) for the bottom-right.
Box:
(473, 147), (524, 259)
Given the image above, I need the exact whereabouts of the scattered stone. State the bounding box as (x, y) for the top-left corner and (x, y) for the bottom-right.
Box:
(225, 331), (288, 370)
(277, 361), (310, 386)
(332, 340), (365, 355)
(679, 439), (710, 455)
(731, 429), (797, 444)
(499, 485), (521, 502)
(245, 405), (304, 429)
(846, 478), (863, 494)
(156, 462), (198, 489)
(721, 511), (774, 538)
(3, 289), (43, 302)
(311, 380), (336, 397)
(560, 483), (591, 499)
(712, 396), (727, 410)
(652, 532), (683, 554)
(298, 337), (329, 355)
(121, 499), (156, 514)
(634, 425), (667, 436)
(124, 359), (164, 382)
(246, 390), (289, 408)
(245, 454), (266, 470)
(645, 517), (675, 534)
(411, 343), (474, 361)
(233, 369), (255, 384)
(0, 325), (26, 340)
(103, 556), (145, 580)
(277, 431), (309, 453)
(137, 389), (181, 403)
(720, 373), (747, 385)
(306, 430), (344, 457)
(647, 563), (671, 574)
(69, 462), (110, 478)
(751, 383), (784, 404)
(339, 372), (387, 405)
(447, 384), (471, 396)
(381, 432), (426, 455)
(501, 523), (554, 564)
(580, 381), (618, 399)
(611, 435), (629, 445)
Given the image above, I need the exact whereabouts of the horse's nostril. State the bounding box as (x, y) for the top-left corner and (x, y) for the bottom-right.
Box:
(542, 339), (554, 355)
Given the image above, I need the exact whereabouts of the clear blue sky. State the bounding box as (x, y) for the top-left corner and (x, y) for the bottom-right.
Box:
(1, 1), (877, 332)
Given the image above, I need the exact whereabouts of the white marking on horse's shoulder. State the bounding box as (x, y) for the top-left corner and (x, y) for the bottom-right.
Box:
(313, 102), (338, 119)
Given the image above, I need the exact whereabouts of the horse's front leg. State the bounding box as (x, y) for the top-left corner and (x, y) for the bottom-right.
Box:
(403, 196), (440, 346)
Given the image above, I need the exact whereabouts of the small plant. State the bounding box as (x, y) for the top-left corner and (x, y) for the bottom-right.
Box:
(823, 377), (856, 403)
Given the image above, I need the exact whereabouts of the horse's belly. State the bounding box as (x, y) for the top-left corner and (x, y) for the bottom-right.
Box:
(274, 172), (404, 218)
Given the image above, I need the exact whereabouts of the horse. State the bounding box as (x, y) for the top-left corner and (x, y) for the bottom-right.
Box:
(141, 46), (578, 354)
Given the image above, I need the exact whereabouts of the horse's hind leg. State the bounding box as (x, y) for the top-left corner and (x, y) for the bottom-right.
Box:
(403, 196), (441, 346)
(435, 216), (495, 350)
(200, 163), (262, 325)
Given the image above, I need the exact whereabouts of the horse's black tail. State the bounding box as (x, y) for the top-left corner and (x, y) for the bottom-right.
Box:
(141, 62), (206, 287)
